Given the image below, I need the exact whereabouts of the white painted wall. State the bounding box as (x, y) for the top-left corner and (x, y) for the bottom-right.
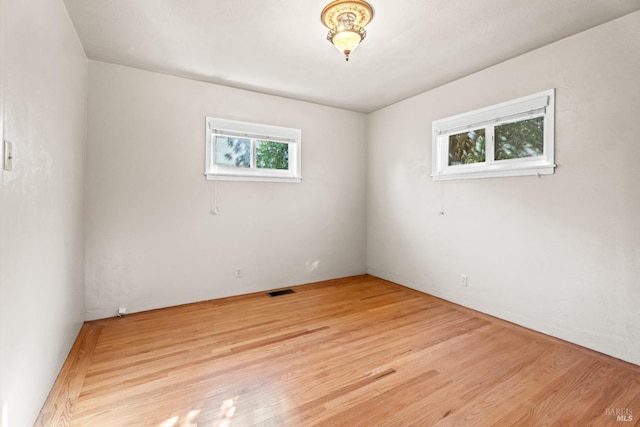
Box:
(0, 0), (6, 424)
(0, 0), (87, 425)
(367, 11), (640, 365)
(0, 7), (636, 426)
(85, 61), (367, 320)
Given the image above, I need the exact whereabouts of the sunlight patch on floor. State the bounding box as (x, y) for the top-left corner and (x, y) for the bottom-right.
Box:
(158, 397), (237, 427)
(214, 397), (237, 427)
(159, 415), (178, 427)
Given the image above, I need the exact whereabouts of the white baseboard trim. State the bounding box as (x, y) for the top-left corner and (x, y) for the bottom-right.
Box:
(366, 267), (640, 366)
(84, 269), (368, 322)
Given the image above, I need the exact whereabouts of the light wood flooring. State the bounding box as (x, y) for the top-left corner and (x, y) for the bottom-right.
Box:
(37, 275), (640, 426)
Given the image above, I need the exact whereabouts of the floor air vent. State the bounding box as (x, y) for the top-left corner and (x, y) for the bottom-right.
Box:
(268, 289), (295, 297)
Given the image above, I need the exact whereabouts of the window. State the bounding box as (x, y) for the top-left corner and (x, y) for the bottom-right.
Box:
(205, 117), (302, 183)
(432, 89), (555, 181)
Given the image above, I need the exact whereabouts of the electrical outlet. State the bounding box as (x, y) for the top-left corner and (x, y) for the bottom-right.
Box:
(235, 268), (242, 278)
(461, 274), (468, 287)
(3, 140), (14, 171)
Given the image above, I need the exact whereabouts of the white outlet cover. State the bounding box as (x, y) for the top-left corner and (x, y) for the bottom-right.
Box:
(3, 141), (13, 171)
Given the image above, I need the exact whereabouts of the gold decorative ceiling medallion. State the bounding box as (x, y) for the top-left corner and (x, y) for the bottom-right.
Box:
(321, 0), (374, 62)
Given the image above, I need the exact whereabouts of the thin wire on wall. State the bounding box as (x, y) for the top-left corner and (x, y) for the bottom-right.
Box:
(210, 180), (219, 215)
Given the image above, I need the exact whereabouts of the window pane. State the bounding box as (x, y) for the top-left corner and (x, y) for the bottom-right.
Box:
(256, 141), (289, 170)
(495, 117), (544, 160)
(448, 129), (485, 165)
(215, 136), (250, 168)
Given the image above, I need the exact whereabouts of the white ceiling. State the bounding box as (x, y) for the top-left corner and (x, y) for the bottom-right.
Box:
(63, 0), (640, 113)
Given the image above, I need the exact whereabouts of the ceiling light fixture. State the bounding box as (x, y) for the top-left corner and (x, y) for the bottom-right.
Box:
(321, 0), (374, 62)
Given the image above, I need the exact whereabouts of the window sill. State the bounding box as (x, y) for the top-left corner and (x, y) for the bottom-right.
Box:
(205, 173), (302, 183)
(432, 163), (555, 181)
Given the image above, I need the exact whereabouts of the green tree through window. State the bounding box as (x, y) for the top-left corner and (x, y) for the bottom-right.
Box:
(224, 137), (250, 167)
(495, 117), (544, 160)
(256, 141), (289, 170)
(449, 129), (486, 165)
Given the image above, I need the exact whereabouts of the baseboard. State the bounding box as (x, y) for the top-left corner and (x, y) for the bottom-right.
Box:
(366, 267), (640, 366)
(85, 269), (368, 321)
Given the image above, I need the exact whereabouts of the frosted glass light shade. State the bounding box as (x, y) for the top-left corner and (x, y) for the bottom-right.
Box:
(332, 30), (362, 55)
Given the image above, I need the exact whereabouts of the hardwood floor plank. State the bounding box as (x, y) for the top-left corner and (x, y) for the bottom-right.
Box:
(34, 322), (102, 427)
(36, 275), (640, 426)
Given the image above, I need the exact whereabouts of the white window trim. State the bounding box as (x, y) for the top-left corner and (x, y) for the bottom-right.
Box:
(432, 89), (555, 181)
(205, 117), (302, 183)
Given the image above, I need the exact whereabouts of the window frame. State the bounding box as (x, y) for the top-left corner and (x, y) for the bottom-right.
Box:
(205, 117), (302, 183)
(432, 89), (555, 181)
